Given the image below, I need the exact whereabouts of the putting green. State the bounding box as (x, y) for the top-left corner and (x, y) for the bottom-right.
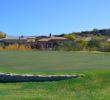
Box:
(0, 51), (110, 72)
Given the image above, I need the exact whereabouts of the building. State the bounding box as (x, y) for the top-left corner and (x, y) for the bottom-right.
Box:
(81, 29), (110, 36)
(21, 36), (36, 47)
(97, 29), (110, 35)
(37, 34), (72, 49)
(0, 35), (27, 47)
(20, 36), (36, 43)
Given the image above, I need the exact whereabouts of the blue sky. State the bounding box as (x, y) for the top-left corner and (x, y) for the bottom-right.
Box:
(0, 0), (110, 36)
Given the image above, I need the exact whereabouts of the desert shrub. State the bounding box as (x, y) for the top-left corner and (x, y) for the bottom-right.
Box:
(79, 38), (88, 47)
(4, 43), (32, 51)
(25, 46), (32, 50)
(64, 34), (76, 40)
(88, 46), (97, 51)
(88, 37), (105, 48)
(71, 42), (82, 51)
(53, 41), (82, 51)
(0, 31), (5, 38)
(5, 44), (18, 51)
(99, 42), (110, 52)
(19, 45), (25, 50)
(0, 46), (3, 51)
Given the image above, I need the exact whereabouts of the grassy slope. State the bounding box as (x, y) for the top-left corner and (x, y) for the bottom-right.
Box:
(0, 69), (109, 100)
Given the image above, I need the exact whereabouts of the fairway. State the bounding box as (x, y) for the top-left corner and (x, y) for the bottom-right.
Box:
(0, 51), (110, 72)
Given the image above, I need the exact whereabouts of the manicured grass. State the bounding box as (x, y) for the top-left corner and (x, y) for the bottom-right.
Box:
(0, 51), (110, 99)
(0, 51), (110, 72)
(0, 70), (109, 100)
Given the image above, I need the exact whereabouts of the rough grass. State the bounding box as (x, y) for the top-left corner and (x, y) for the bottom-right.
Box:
(0, 51), (110, 72)
(0, 70), (109, 100)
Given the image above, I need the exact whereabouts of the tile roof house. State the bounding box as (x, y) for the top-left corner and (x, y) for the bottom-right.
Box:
(21, 36), (36, 43)
(0, 35), (27, 47)
(21, 36), (36, 48)
(37, 34), (72, 49)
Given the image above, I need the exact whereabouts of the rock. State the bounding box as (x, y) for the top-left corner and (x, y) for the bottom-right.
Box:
(0, 73), (83, 82)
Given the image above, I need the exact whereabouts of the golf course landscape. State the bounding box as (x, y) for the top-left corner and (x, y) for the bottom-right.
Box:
(0, 51), (110, 100)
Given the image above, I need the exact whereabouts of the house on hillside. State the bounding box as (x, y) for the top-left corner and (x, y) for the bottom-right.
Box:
(20, 36), (36, 43)
(21, 36), (36, 48)
(0, 35), (27, 47)
(36, 34), (73, 50)
(81, 29), (110, 36)
(96, 29), (110, 35)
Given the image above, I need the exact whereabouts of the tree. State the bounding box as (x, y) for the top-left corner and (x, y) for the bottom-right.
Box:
(92, 28), (98, 33)
(64, 34), (76, 40)
(88, 37), (105, 48)
(0, 31), (5, 38)
(60, 33), (66, 37)
(100, 42), (110, 52)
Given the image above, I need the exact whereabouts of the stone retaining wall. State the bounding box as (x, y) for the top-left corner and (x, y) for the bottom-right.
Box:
(0, 73), (83, 82)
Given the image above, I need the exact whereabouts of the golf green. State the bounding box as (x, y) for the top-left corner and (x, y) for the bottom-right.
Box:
(0, 51), (110, 72)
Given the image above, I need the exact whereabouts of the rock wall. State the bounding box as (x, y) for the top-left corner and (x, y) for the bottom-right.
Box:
(0, 73), (83, 82)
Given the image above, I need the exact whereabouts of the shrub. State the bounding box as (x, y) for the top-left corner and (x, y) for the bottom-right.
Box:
(99, 42), (110, 52)
(0, 46), (3, 51)
(19, 45), (25, 50)
(25, 46), (32, 50)
(0, 31), (5, 38)
(4, 43), (32, 51)
(64, 35), (76, 40)
(79, 38), (88, 47)
(5, 44), (17, 51)
(88, 46), (97, 51)
(88, 37), (105, 48)
(53, 41), (82, 51)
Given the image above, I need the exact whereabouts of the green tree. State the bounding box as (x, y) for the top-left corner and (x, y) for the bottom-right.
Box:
(64, 34), (76, 40)
(88, 37), (105, 48)
(100, 42), (110, 52)
(0, 31), (5, 38)
(60, 33), (66, 37)
(92, 28), (98, 33)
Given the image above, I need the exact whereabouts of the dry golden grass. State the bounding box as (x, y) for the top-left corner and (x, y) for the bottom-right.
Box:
(4, 43), (32, 51)
(0, 46), (3, 51)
